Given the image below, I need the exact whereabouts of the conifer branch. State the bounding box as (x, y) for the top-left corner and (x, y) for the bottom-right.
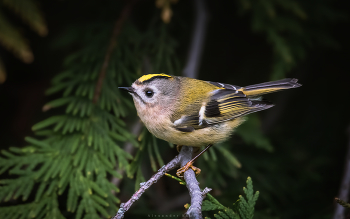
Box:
(111, 57), (152, 193)
(93, 0), (135, 104)
(113, 147), (182, 219)
(165, 172), (213, 217)
(115, 0), (210, 217)
(114, 146), (210, 219)
(111, 120), (142, 195)
(333, 125), (350, 219)
(180, 146), (211, 219)
(179, 0), (210, 218)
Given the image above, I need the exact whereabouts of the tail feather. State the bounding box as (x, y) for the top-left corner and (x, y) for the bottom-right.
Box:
(242, 78), (301, 97)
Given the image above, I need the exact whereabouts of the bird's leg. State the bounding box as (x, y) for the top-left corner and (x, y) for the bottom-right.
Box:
(176, 145), (182, 152)
(176, 144), (213, 178)
(177, 145), (200, 153)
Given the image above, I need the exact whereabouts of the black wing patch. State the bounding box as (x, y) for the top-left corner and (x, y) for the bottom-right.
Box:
(203, 89), (274, 125)
(173, 115), (200, 133)
(205, 100), (221, 117)
(173, 86), (276, 132)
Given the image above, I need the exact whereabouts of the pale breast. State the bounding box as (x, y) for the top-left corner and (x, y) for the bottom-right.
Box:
(153, 117), (246, 147)
(133, 98), (173, 139)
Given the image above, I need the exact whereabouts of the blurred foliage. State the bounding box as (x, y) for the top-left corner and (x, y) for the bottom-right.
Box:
(0, 0), (346, 218)
(155, 0), (178, 23)
(0, 1), (183, 217)
(237, 0), (345, 80)
(0, 0), (47, 83)
(236, 115), (273, 152)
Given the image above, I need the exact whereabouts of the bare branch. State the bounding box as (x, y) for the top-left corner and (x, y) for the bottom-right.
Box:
(180, 147), (211, 219)
(332, 125), (350, 219)
(179, 0), (210, 218)
(114, 149), (181, 219)
(182, 0), (208, 79)
(114, 146), (211, 219)
(114, 0), (210, 217)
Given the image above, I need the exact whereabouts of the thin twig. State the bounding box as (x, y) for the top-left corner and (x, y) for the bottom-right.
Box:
(180, 0), (209, 218)
(113, 158), (179, 219)
(333, 125), (350, 219)
(114, 146), (199, 219)
(114, 0), (209, 217)
(180, 147), (212, 219)
(92, 0), (135, 104)
(114, 146), (211, 219)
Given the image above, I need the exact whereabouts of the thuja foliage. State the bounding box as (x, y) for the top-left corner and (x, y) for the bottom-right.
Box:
(0, 0), (344, 218)
(197, 114), (273, 188)
(167, 174), (259, 219)
(203, 177), (259, 219)
(236, 0), (344, 80)
(125, 23), (181, 190)
(0, 22), (139, 218)
(0, 0), (47, 83)
(0, 11), (183, 218)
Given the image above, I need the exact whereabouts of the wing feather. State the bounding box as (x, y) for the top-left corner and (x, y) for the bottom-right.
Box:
(204, 90), (274, 125)
(172, 78), (300, 132)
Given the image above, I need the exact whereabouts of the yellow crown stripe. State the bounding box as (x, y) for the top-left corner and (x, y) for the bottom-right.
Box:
(138, 74), (172, 82)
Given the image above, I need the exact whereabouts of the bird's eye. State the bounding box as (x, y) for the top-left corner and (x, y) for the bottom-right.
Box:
(145, 90), (154, 98)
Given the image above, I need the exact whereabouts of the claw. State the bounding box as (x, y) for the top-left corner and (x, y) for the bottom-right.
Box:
(176, 161), (201, 178)
(191, 165), (201, 176)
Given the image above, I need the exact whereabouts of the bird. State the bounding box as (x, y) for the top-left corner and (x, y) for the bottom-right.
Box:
(119, 74), (301, 177)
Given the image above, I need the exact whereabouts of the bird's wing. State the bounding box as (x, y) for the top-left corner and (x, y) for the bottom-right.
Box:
(206, 81), (242, 91)
(172, 78), (300, 132)
(202, 89), (274, 125)
(172, 114), (201, 132)
(172, 89), (274, 131)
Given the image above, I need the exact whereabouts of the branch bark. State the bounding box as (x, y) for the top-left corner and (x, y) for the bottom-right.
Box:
(333, 125), (350, 219)
(114, 146), (209, 219)
(114, 0), (209, 217)
(180, 0), (209, 218)
(182, 0), (208, 79)
(181, 147), (212, 219)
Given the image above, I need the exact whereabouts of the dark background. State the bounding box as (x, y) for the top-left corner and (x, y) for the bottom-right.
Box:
(1, 0), (350, 218)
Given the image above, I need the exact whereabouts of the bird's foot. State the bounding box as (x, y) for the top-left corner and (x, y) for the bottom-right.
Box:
(176, 161), (201, 178)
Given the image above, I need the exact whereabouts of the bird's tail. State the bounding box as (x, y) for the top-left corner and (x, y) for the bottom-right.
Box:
(240, 78), (302, 97)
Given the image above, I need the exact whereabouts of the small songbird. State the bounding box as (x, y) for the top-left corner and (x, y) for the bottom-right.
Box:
(119, 74), (301, 177)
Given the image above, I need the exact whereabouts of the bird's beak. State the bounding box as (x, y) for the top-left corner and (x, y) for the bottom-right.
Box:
(118, 87), (134, 93)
